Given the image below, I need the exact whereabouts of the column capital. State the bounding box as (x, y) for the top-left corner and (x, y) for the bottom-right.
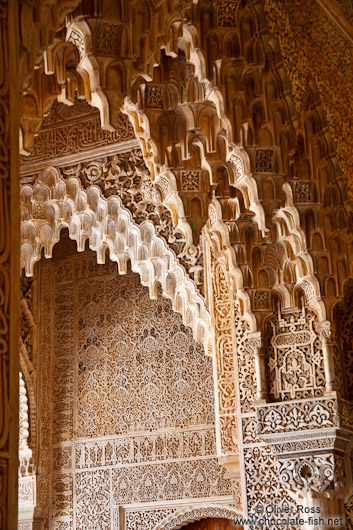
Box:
(247, 331), (263, 351)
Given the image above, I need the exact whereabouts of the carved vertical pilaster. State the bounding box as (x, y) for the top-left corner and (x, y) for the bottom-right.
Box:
(203, 206), (241, 508)
(211, 258), (239, 458)
(0, 0), (20, 528)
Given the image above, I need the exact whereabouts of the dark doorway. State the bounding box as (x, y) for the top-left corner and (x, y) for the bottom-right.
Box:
(183, 517), (242, 530)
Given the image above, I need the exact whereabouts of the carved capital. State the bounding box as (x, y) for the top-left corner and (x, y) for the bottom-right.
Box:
(315, 320), (333, 341)
(247, 331), (263, 351)
(315, 320), (338, 394)
(278, 453), (346, 498)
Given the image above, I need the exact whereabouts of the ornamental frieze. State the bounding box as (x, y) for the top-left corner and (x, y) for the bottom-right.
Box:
(20, 100), (135, 171)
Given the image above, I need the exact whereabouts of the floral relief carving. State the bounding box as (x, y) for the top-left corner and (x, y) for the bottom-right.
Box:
(76, 270), (213, 437)
(212, 259), (238, 455)
(181, 171), (200, 191)
(125, 508), (176, 530)
(18, 476), (36, 505)
(278, 454), (342, 496)
(268, 308), (325, 401)
(257, 399), (339, 435)
(241, 416), (258, 444)
(96, 22), (125, 56)
(243, 445), (296, 528)
(37, 261), (53, 511)
(75, 470), (110, 529)
(253, 290), (270, 310)
(53, 445), (74, 472)
(112, 459), (231, 504)
(235, 313), (256, 413)
(293, 181), (314, 204)
(37, 249), (231, 528)
(145, 85), (163, 108)
(255, 149), (274, 173)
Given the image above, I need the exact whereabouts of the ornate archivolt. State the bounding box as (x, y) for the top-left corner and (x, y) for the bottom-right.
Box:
(20, 167), (211, 347)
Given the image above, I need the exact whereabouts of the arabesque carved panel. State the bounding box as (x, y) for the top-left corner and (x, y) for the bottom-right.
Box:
(36, 247), (231, 529)
(268, 308), (325, 401)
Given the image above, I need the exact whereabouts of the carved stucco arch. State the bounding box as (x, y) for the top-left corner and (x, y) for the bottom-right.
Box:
(67, 18), (327, 323)
(20, 167), (212, 350)
(20, 164), (246, 519)
(64, 17), (269, 241)
(206, 196), (326, 324)
(152, 503), (241, 530)
(19, 18), (334, 511)
(22, 7), (330, 327)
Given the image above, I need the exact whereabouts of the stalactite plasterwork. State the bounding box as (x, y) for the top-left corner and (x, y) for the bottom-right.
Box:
(21, 151), (204, 294)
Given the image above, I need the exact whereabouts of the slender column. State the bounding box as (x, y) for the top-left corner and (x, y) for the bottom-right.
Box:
(316, 321), (337, 395)
(0, 0), (20, 528)
(248, 331), (268, 403)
